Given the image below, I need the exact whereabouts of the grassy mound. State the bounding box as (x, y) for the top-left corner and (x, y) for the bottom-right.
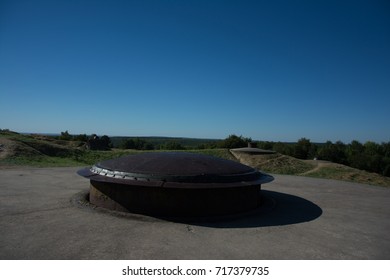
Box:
(230, 151), (314, 175)
(231, 150), (390, 187)
(0, 131), (234, 167)
(303, 161), (390, 187)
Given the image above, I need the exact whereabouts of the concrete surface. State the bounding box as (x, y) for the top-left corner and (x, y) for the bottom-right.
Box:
(0, 167), (389, 259)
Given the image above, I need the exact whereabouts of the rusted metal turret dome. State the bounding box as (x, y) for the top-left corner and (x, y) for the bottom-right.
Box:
(77, 152), (273, 217)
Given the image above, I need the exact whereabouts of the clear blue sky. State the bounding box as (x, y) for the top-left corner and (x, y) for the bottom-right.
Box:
(1, 0), (389, 143)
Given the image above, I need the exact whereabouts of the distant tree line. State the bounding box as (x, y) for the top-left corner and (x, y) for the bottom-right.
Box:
(196, 134), (252, 149)
(57, 131), (112, 150)
(118, 134), (253, 150)
(119, 138), (187, 150)
(28, 132), (252, 151)
(55, 131), (390, 177)
(119, 138), (154, 150)
(257, 138), (390, 177)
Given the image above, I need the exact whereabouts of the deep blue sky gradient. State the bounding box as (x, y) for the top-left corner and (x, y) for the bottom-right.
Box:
(1, 0), (389, 142)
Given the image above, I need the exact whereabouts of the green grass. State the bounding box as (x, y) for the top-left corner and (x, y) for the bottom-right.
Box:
(0, 145), (235, 168)
(304, 165), (390, 187)
(2, 156), (81, 167)
(180, 149), (236, 161)
(258, 156), (313, 175)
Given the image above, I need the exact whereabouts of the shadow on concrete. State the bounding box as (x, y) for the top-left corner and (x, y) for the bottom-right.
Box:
(72, 190), (322, 229)
(164, 190), (323, 228)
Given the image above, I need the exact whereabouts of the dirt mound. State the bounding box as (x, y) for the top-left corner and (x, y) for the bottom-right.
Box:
(230, 150), (314, 175)
(302, 160), (390, 187)
(0, 137), (43, 160)
(0, 132), (80, 166)
(30, 134), (85, 148)
(231, 150), (390, 187)
(19, 139), (75, 157)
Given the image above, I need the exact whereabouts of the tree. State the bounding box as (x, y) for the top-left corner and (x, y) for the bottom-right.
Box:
(258, 141), (273, 150)
(273, 142), (294, 156)
(294, 138), (312, 159)
(87, 134), (112, 150)
(74, 134), (88, 142)
(59, 130), (72, 141)
(219, 134), (251, 149)
(120, 138), (154, 150)
(318, 140), (347, 163)
(346, 140), (364, 157)
(162, 141), (185, 150)
(383, 163), (390, 177)
(383, 142), (390, 158)
(100, 135), (112, 149)
(345, 140), (368, 170)
(120, 139), (135, 149)
(364, 141), (382, 156)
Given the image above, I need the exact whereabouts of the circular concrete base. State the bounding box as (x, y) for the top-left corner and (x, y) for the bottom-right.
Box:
(89, 180), (262, 217)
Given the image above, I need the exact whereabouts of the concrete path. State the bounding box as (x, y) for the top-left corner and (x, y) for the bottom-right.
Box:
(0, 167), (389, 259)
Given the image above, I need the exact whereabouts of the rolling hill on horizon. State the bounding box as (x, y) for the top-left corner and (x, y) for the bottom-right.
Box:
(1, 130), (389, 188)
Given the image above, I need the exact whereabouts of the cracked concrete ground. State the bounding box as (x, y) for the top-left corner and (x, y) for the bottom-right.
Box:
(0, 167), (389, 259)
